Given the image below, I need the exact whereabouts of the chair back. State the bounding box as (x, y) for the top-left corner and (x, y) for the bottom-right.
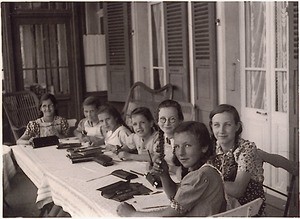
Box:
(258, 149), (298, 216)
(213, 198), (263, 217)
(122, 82), (173, 127)
(3, 91), (40, 141)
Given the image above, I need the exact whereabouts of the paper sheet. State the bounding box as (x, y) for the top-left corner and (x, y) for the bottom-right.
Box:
(127, 192), (170, 212)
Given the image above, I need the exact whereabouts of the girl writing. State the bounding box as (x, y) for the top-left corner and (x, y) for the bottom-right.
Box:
(74, 96), (104, 146)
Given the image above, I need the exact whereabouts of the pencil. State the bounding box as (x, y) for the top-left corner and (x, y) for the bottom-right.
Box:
(130, 170), (144, 176)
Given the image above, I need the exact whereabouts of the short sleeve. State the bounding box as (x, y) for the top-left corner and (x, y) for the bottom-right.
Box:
(173, 169), (210, 212)
(235, 141), (257, 173)
(118, 126), (132, 146)
(24, 120), (39, 138)
(124, 133), (137, 149)
(75, 119), (85, 133)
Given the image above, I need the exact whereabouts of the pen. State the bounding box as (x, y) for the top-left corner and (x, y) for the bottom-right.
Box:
(147, 150), (153, 166)
(130, 170), (144, 176)
(142, 205), (169, 210)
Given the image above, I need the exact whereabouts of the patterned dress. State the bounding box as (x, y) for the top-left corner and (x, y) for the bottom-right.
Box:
(208, 138), (265, 216)
(24, 116), (69, 138)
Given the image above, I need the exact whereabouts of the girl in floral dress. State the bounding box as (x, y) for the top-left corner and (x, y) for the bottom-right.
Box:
(208, 104), (265, 215)
(16, 93), (69, 145)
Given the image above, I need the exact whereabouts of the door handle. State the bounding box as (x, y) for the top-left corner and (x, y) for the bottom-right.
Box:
(256, 111), (267, 116)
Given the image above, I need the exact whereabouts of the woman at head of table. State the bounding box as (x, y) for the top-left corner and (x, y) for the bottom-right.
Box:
(207, 104), (265, 216)
(16, 93), (69, 145)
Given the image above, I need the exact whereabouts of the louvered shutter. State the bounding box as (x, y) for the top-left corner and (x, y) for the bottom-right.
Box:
(192, 2), (217, 125)
(104, 2), (132, 101)
(164, 2), (189, 101)
(288, 2), (299, 215)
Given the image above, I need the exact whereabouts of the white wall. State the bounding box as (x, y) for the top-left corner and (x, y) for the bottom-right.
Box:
(217, 2), (241, 112)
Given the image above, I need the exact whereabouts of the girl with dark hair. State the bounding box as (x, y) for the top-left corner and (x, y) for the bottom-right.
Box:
(154, 99), (184, 176)
(16, 93), (69, 145)
(208, 104), (265, 215)
(98, 103), (132, 152)
(117, 121), (226, 217)
(118, 107), (159, 161)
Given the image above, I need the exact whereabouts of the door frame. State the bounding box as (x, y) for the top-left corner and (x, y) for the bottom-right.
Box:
(2, 3), (82, 120)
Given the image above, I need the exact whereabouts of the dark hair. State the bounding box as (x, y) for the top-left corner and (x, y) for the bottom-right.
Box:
(98, 103), (132, 131)
(39, 93), (58, 117)
(209, 104), (243, 144)
(82, 96), (101, 109)
(131, 107), (159, 131)
(156, 99), (184, 122)
(172, 121), (214, 178)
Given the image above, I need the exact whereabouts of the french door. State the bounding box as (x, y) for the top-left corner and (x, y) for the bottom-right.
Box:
(240, 2), (289, 195)
(11, 16), (78, 119)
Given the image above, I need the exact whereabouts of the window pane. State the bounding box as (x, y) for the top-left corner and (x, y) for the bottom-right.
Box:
(275, 2), (288, 69)
(275, 71), (288, 112)
(246, 70), (266, 109)
(19, 23), (70, 95)
(245, 2), (266, 68)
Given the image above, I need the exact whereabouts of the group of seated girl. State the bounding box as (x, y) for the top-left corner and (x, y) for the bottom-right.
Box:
(16, 93), (297, 217)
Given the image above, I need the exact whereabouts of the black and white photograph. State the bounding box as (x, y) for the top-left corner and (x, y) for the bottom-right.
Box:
(1, 1), (299, 217)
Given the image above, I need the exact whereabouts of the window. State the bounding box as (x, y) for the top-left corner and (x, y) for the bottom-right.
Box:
(83, 3), (107, 92)
(149, 2), (166, 89)
(19, 23), (69, 97)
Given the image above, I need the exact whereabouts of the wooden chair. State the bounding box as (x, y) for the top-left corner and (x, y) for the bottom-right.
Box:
(122, 82), (173, 127)
(258, 149), (298, 216)
(213, 197), (263, 217)
(3, 91), (40, 142)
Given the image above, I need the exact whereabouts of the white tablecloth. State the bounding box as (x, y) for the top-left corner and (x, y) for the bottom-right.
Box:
(3, 145), (17, 194)
(11, 143), (166, 217)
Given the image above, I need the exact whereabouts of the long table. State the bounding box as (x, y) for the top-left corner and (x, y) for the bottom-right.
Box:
(11, 141), (170, 217)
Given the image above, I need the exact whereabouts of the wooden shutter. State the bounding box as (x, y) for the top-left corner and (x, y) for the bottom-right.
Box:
(288, 2), (299, 216)
(192, 2), (217, 125)
(164, 2), (189, 102)
(104, 2), (132, 102)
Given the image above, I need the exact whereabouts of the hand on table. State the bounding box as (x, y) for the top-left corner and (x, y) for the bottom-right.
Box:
(106, 144), (121, 154)
(117, 202), (136, 217)
(118, 151), (130, 160)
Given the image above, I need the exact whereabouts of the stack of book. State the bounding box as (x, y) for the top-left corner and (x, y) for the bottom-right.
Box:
(66, 146), (104, 163)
